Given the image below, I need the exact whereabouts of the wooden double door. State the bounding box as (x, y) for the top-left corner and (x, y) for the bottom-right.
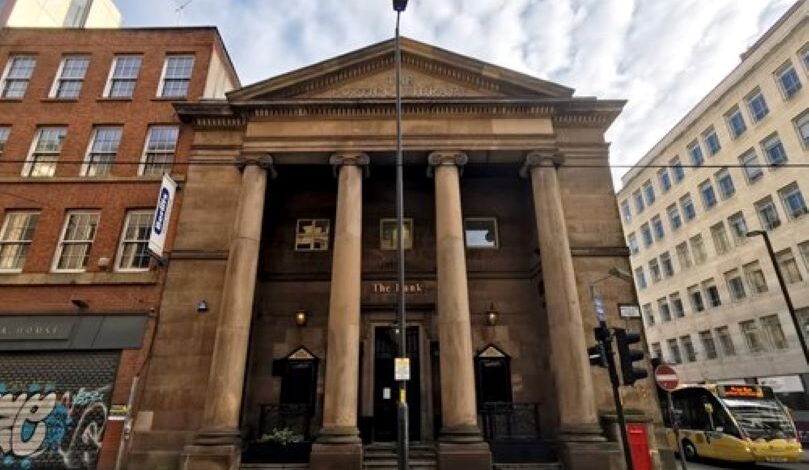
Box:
(372, 325), (422, 442)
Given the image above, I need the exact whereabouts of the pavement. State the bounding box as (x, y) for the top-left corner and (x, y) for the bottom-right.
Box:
(676, 450), (809, 469)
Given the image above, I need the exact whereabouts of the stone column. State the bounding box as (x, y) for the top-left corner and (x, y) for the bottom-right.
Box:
(310, 152), (368, 470)
(524, 152), (618, 468)
(429, 151), (491, 470)
(183, 154), (273, 470)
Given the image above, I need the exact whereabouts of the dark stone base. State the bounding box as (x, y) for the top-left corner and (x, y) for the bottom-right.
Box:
(558, 440), (624, 470)
(181, 444), (241, 470)
(309, 442), (362, 470)
(437, 442), (492, 470)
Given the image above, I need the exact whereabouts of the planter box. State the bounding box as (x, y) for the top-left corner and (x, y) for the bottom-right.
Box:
(242, 441), (312, 463)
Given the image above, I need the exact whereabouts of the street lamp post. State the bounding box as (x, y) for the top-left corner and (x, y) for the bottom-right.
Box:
(747, 230), (809, 364)
(392, 2), (409, 470)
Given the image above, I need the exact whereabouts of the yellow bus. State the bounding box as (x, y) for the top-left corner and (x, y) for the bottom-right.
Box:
(664, 384), (802, 463)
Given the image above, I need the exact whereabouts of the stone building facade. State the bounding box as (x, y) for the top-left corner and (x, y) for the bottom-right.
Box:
(127, 38), (668, 470)
(616, 0), (809, 430)
(0, 27), (238, 469)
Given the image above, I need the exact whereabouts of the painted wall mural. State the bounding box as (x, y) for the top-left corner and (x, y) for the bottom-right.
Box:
(0, 352), (119, 469)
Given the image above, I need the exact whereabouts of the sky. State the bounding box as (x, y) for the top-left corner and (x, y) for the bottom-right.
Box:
(119, 0), (795, 187)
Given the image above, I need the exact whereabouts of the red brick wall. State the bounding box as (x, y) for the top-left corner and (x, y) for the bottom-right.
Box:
(0, 27), (234, 469)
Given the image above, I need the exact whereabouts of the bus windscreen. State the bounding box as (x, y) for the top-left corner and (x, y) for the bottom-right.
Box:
(722, 397), (797, 440)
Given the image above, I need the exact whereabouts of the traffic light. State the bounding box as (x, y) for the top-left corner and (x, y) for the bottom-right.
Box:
(615, 328), (648, 386)
(588, 328), (608, 368)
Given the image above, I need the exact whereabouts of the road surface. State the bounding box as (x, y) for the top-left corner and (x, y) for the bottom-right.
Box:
(678, 455), (809, 470)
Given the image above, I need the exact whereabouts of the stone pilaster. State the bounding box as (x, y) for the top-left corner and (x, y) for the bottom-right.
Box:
(310, 152), (369, 470)
(183, 154), (273, 470)
(429, 151), (492, 470)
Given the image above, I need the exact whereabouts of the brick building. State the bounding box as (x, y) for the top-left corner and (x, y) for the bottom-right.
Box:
(0, 27), (238, 469)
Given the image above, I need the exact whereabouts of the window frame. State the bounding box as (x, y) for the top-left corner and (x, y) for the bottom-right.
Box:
(775, 61), (802, 99)
(139, 125), (179, 176)
(294, 218), (331, 252)
(702, 127), (721, 156)
(0, 55), (36, 99)
(0, 211), (39, 272)
(715, 168), (735, 199)
(778, 182), (808, 220)
(49, 55), (90, 99)
(744, 88), (769, 122)
(103, 54), (143, 99)
(725, 106), (747, 139)
(463, 217), (499, 250)
(793, 110), (809, 150)
(380, 218), (414, 251)
(156, 54), (195, 98)
(23, 126), (66, 177)
(670, 157), (685, 182)
(115, 209), (154, 272)
(52, 211), (100, 273)
(761, 133), (788, 167)
(699, 180), (717, 209)
(739, 149), (764, 183)
(81, 126), (122, 177)
(755, 196), (781, 231)
(0, 126), (10, 154)
(687, 141), (704, 167)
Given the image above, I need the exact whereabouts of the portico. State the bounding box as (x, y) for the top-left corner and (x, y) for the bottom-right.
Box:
(130, 37), (665, 470)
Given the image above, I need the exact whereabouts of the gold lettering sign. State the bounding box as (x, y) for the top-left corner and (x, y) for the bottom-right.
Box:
(372, 281), (426, 294)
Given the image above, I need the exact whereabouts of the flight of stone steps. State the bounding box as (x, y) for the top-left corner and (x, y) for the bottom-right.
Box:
(363, 443), (438, 470)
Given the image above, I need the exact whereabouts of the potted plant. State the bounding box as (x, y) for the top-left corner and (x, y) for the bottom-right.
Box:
(243, 427), (311, 463)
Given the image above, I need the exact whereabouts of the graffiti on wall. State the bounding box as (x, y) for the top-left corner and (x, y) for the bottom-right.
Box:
(0, 382), (111, 469)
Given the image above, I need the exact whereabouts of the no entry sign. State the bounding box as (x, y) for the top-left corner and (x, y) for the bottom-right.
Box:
(654, 364), (679, 391)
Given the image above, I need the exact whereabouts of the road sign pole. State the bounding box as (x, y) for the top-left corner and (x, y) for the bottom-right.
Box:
(667, 391), (688, 470)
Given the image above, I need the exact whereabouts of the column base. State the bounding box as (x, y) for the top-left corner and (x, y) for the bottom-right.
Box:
(558, 440), (623, 470)
(438, 426), (491, 470)
(182, 444), (241, 470)
(310, 426), (362, 470)
(558, 423), (606, 442)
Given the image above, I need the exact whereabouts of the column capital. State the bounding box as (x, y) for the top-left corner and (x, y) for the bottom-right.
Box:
(428, 150), (468, 167)
(329, 152), (370, 167)
(236, 153), (276, 178)
(520, 151), (563, 178)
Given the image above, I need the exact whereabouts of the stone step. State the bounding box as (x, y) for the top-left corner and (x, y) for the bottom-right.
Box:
(241, 464), (308, 470)
(493, 463), (562, 470)
(364, 451), (436, 459)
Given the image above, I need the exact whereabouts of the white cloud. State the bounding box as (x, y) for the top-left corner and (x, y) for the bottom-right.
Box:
(119, 0), (794, 187)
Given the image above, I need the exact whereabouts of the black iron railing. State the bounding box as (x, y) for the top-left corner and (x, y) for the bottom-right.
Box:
(258, 404), (315, 441)
(479, 402), (541, 441)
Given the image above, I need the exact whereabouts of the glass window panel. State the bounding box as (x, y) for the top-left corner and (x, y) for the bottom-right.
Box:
(0, 212), (39, 271)
(464, 218), (498, 249)
(778, 182), (807, 219)
(294, 218), (331, 251)
(380, 218), (413, 250)
(142, 125), (178, 176)
(2, 56), (36, 98)
(54, 212), (99, 271)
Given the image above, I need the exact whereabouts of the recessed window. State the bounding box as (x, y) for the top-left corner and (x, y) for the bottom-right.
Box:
(658, 298), (671, 322)
(0, 211), (39, 272)
(761, 315), (788, 350)
(715, 326), (736, 356)
(1, 55), (36, 99)
(53, 211), (99, 272)
(667, 339), (682, 364)
(801, 44), (809, 71)
(699, 180), (717, 209)
(744, 261), (768, 294)
(776, 248), (803, 284)
(725, 106), (747, 138)
(745, 89), (769, 122)
(687, 141), (704, 167)
(627, 233), (639, 256)
(702, 127), (721, 155)
(670, 293), (684, 318)
(715, 168), (735, 199)
(464, 217), (498, 249)
(700, 330), (718, 360)
(651, 342), (662, 360)
(800, 241), (809, 273)
(710, 222), (730, 255)
(294, 219), (330, 251)
(24, 127), (66, 177)
(651, 215), (664, 241)
(140, 125), (178, 176)
(82, 126), (122, 177)
(724, 269), (746, 301)
(657, 168), (671, 193)
(105, 55), (142, 98)
(690, 234), (707, 265)
(761, 133), (788, 167)
(643, 304), (655, 326)
(635, 267), (647, 290)
(675, 242), (692, 270)
(779, 182), (808, 220)
(740, 320), (766, 353)
(667, 204), (681, 231)
(776, 62), (802, 98)
(642, 180), (655, 205)
(755, 196), (781, 231)
(632, 190), (644, 213)
(0, 126), (9, 154)
(703, 279), (721, 308)
(670, 157), (685, 182)
(739, 150), (763, 183)
(380, 218), (413, 250)
(793, 111), (809, 149)
(116, 210), (153, 271)
(727, 212), (748, 245)
(50, 55), (89, 99)
(640, 223), (652, 247)
(158, 55), (194, 98)
(649, 258), (661, 283)
(660, 251), (674, 278)
(680, 335), (697, 362)
(680, 194), (696, 221)
(620, 200), (632, 223)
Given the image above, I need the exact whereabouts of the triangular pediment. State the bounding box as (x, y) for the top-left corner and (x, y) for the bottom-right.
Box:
(228, 37), (574, 102)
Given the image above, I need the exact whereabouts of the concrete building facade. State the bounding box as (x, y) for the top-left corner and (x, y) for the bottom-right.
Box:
(617, 0), (809, 437)
(125, 37), (670, 470)
(0, 0), (122, 28)
(0, 27), (238, 469)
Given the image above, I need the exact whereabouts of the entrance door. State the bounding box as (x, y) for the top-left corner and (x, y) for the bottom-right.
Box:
(373, 326), (420, 441)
